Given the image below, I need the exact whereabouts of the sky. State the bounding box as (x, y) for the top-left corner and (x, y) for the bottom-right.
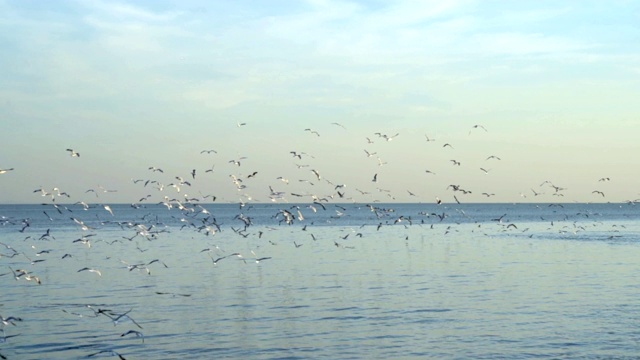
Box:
(1, 0), (639, 204)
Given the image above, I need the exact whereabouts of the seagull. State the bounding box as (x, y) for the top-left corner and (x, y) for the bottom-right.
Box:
(66, 148), (80, 157)
(331, 122), (346, 129)
(384, 133), (399, 141)
(486, 155), (501, 161)
(375, 132), (399, 141)
(450, 160), (461, 166)
(442, 143), (454, 149)
(208, 252), (242, 265)
(98, 308), (143, 329)
(0, 168), (14, 174)
(121, 330), (144, 343)
(103, 205), (114, 216)
(1, 315), (22, 327)
(304, 128), (320, 136)
(531, 188), (543, 196)
(469, 124), (488, 134)
(251, 250), (272, 263)
(229, 157), (247, 166)
(237, 122), (247, 127)
(200, 149), (217, 154)
(77, 267), (102, 276)
(479, 168), (490, 174)
(424, 134), (436, 142)
(492, 214), (507, 223)
(372, 173), (378, 182)
(598, 177), (610, 182)
(592, 190), (605, 197)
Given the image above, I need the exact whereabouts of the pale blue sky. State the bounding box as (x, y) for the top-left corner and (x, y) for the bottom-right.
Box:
(1, 0), (639, 204)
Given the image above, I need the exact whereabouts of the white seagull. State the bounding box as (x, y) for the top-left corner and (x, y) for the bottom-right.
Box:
(66, 148), (80, 157)
(77, 267), (102, 276)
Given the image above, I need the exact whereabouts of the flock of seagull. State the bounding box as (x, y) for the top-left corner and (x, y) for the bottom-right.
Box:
(1, 122), (638, 359)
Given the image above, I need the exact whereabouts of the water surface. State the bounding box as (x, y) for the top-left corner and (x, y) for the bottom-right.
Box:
(1, 203), (639, 359)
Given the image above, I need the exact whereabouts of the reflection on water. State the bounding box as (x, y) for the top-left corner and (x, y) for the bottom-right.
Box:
(1, 203), (640, 359)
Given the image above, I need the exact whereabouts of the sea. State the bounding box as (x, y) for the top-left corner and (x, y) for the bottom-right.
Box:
(1, 202), (639, 359)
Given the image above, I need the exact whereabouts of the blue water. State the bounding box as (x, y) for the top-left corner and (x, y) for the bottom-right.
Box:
(1, 202), (640, 359)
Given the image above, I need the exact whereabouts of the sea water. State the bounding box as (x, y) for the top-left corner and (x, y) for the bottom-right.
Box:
(1, 202), (639, 359)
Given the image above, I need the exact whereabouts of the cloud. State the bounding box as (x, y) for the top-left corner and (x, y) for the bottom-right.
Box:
(81, 0), (184, 22)
(469, 32), (593, 57)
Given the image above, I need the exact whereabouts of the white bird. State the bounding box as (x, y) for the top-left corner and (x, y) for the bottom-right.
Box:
(251, 250), (272, 263)
(1, 315), (22, 327)
(77, 267), (102, 276)
(103, 205), (114, 216)
(0, 168), (14, 174)
(66, 148), (80, 157)
(381, 133), (399, 141)
(98, 308), (143, 329)
(121, 329), (144, 343)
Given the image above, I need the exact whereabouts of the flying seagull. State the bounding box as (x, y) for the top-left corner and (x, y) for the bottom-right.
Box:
(77, 267), (102, 276)
(66, 148), (80, 157)
(304, 128), (320, 136)
(469, 124), (488, 134)
(121, 330), (144, 343)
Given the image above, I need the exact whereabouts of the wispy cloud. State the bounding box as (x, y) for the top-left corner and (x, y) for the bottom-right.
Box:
(469, 32), (593, 57)
(81, 0), (184, 22)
